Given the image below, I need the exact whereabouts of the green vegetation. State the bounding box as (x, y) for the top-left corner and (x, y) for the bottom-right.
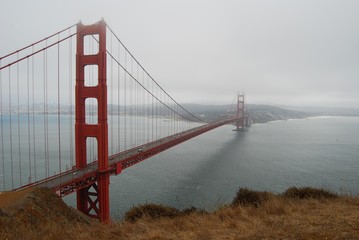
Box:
(1, 187), (358, 239)
(231, 187), (271, 207)
(124, 204), (207, 223)
(283, 186), (338, 199)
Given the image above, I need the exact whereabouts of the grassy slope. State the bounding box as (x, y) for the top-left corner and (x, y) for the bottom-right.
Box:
(1, 188), (358, 239)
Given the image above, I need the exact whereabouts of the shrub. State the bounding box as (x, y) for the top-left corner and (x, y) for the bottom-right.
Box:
(182, 206), (208, 215)
(283, 187), (337, 199)
(124, 204), (181, 223)
(232, 187), (270, 207)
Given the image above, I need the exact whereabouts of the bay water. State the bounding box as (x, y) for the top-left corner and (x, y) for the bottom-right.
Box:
(64, 116), (359, 219)
(1, 114), (358, 219)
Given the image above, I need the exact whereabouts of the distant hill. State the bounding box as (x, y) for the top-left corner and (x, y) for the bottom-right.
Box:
(278, 105), (359, 117)
(247, 104), (310, 124)
(181, 103), (311, 123)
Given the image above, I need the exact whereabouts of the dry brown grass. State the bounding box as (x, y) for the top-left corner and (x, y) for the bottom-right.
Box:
(1, 187), (359, 239)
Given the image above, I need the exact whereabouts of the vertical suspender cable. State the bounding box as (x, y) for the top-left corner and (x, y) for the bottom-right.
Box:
(130, 58), (133, 147)
(117, 37), (120, 152)
(0, 60), (4, 190)
(152, 78), (154, 141)
(176, 102), (178, 133)
(69, 30), (74, 168)
(155, 83), (157, 139)
(138, 65), (141, 144)
(170, 95), (172, 134)
(153, 78), (155, 140)
(134, 59), (137, 146)
(43, 47), (47, 178)
(32, 46), (36, 181)
(135, 62), (137, 146)
(43, 50), (46, 177)
(124, 51), (127, 150)
(173, 97), (175, 134)
(46, 44), (50, 177)
(175, 105), (177, 133)
(17, 53), (22, 186)
(164, 93), (167, 135)
(158, 86), (160, 137)
(57, 34), (62, 178)
(140, 66), (142, 144)
(110, 33), (113, 155)
(158, 89), (161, 137)
(27, 58), (31, 183)
(168, 94), (170, 135)
(135, 64), (138, 146)
(154, 76), (156, 139)
(46, 42), (50, 177)
(116, 38), (121, 153)
(142, 70), (145, 144)
(159, 90), (162, 138)
(167, 94), (169, 135)
(147, 74), (150, 142)
(136, 63), (139, 146)
(45, 41), (50, 177)
(9, 68), (14, 189)
(170, 95), (172, 135)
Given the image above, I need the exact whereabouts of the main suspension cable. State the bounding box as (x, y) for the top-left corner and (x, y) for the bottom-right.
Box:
(105, 24), (205, 123)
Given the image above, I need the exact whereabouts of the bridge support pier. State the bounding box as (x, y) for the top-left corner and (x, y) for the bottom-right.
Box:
(234, 94), (245, 131)
(75, 19), (110, 223)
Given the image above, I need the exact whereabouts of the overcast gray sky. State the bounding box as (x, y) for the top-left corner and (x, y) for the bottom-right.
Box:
(1, 0), (359, 107)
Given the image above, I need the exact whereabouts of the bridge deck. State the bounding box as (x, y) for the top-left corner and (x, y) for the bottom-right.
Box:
(15, 116), (241, 196)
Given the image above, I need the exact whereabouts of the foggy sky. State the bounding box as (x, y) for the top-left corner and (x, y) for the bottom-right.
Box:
(1, 0), (359, 108)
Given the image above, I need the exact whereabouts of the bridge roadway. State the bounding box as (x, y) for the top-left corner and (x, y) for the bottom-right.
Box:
(15, 116), (241, 196)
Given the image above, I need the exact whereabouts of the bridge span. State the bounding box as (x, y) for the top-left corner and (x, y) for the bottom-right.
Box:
(17, 116), (241, 195)
(1, 19), (249, 222)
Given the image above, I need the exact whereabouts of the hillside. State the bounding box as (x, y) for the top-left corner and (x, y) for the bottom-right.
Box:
(1, 187), (358, 239)
(248, 104), (310, 123)
(182, 103), (311, 123)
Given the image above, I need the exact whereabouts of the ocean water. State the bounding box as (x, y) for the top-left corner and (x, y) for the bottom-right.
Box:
(1, 115), (358, 219)
(64, 116), (359, 219)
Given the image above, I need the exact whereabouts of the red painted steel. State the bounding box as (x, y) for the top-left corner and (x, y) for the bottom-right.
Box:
(9, 19), (251, 224)
(112, 116), (241, 171)
(236, 94), (245, 131)
(41, 116), (242, 198)
(75, 19), (110, 222)
(14, 116), (245, 223)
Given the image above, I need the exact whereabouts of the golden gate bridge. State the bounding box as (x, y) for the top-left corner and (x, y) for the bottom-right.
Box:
(0, 19), (249, 222)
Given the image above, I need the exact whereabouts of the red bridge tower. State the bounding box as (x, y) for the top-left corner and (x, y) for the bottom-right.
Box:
(75, 20), (110, 222)
(235, 94), (245, 131)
